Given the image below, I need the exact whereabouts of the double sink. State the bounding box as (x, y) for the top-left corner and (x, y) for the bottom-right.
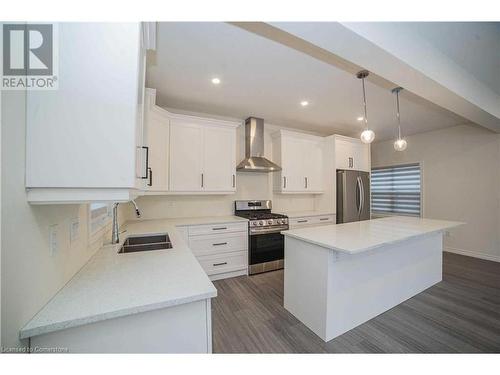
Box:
(118, 234), (172, 254)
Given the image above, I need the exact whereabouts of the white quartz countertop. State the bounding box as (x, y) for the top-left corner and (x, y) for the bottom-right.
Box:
(282, 216), (463, 254)
(20, 215), (247, 339)
(284, 210), (336, 218)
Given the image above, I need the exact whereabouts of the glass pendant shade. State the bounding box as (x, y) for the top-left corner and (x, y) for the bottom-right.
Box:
(394, 138), (407, 151)
(360, 129), (375, 144)
(392, 87), (407, 152)
(357, 70), (375, 144)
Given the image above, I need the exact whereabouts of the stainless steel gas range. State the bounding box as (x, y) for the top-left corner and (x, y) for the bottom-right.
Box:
(234, 200), (289, 275)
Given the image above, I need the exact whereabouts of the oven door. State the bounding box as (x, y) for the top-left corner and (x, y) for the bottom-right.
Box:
(249, 231), (284, 265)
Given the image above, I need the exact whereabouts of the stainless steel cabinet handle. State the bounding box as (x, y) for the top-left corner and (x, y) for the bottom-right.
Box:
(212, 227), (227, 231)
(297, 220), (308, 223)
(232, 174), (235, 188)
(213, 262), (228, 267)
(147, 167), (152, 187)
(140, 146), (149, 179)
(201, 173), (204, 188)
(212, 242), (228, 246)
(305, 177), (308, 189)
(283, 176), (287, 189)
(320, 218), (329, 221)
(348, 157), (353, 168)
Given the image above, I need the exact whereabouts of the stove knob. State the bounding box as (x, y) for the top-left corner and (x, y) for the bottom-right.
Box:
(268, 219), (273, 225)
(279, 219), (285, 224)
(259, 220), (265, 226)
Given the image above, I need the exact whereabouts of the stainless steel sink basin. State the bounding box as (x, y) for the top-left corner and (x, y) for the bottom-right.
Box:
(118, 234), (172, 254)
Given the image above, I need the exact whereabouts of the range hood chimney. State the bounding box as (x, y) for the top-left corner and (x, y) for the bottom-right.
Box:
(236, 117), (281, 173)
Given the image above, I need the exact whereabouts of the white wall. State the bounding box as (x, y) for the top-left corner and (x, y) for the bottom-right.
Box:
(0, 91), (126, 349)
(123, 121), (333, 220)
(371, 124), (500, 262)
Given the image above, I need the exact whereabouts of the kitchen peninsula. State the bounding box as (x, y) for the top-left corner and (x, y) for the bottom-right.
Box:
(282, 216), (462, 342)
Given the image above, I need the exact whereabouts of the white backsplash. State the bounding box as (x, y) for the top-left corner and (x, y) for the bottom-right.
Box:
(126, 172), (317, 220)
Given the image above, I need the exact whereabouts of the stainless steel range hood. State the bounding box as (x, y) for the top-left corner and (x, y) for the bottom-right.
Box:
(237, 117), (282, 173)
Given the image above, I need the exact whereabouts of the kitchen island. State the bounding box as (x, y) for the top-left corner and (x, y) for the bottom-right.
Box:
(282, 216), (462, 342)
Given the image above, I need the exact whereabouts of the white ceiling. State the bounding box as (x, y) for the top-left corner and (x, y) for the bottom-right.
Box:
(146, 22), (468, 141)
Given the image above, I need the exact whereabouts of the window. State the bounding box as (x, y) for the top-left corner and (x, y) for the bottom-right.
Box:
(371, 163), (422, 217)
(89, 202), (112, 236)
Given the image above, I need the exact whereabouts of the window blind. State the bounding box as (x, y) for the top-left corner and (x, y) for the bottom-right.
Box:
(371, 163), (421, 217)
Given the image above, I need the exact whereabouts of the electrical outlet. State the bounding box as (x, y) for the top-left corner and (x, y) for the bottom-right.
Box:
(70, 218), (80, 244)
(49, 224), (59, 257)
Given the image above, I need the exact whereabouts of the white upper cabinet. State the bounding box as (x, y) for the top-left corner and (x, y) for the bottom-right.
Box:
(143, 91), (170, 192)
(334, 136), (370, 172)
(169, 118), (238, 194)
(169, 120), (205, 192)
(142, 89), (238, 195)
(203, 126), (236, 192)
(25, 23), (152, 204)
(273, 130), (324, 194)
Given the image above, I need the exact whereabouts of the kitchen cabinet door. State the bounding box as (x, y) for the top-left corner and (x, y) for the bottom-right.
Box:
(335, 138), (370, 172)
(144, 113), (169, 191)
(25, 23), (148, 203)
(352, 142), (370, 172)
(169, 120), (204, 192)
(335, 139), (353, 170)
(203, 126), (236, 192)
(281, 136), (306, 192)
(304, 139), (323, 192)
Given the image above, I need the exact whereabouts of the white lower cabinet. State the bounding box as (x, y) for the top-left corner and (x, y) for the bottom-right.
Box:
(30, 299), (212, 353)
(183, 221), (248, 280)
(196, 251), (248, 279)
(289, 214), (336, 229)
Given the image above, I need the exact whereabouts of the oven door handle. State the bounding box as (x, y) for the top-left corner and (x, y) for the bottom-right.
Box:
(249, 227), (289, 235)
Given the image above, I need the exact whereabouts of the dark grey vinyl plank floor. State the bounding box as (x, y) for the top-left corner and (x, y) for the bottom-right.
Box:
(211, 252), (500, 353)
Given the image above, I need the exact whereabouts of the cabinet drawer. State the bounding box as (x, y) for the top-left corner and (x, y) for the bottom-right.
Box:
(188, 222), (247, 236)
(311, 215), (335, 225)
(197, 251), (247, 276)
(189, 232), (247, 257)
(289, 215), (335, 228)
(289, 217), (313, 228)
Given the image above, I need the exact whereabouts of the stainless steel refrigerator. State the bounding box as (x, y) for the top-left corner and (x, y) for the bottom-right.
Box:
(336, 170), (370, 223)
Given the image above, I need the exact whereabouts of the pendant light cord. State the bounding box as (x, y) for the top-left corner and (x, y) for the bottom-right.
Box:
(361, 77), (368, 129)
(396, 89), (401, 139)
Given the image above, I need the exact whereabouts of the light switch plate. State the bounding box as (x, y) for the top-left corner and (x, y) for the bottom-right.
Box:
(70, 218), (80, 244)
(49, 224), (58, 257)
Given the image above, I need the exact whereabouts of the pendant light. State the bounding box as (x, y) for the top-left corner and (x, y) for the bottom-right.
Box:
(356, 70), (375, 144)
(391, 87), (408, 151)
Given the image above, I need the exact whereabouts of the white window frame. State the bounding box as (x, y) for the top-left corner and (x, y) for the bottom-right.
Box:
(371, 162), (423, 218)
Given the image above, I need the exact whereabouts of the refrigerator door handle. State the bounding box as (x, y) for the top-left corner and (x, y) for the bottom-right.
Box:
(359, 176), (365, 215)
(355, 176), (361, 215)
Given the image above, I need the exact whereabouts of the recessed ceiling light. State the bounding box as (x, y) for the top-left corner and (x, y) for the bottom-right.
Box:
(357, 116), (364, 121)
(211, 77), (221, 85)
(300, 100), (309, 107)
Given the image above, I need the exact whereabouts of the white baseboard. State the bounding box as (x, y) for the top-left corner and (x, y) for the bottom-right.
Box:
(444, 246), (500, 263)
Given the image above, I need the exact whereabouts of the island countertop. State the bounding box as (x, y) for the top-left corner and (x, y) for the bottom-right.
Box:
(19, 216), (247, 340)
(282, 216), (463, 254)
